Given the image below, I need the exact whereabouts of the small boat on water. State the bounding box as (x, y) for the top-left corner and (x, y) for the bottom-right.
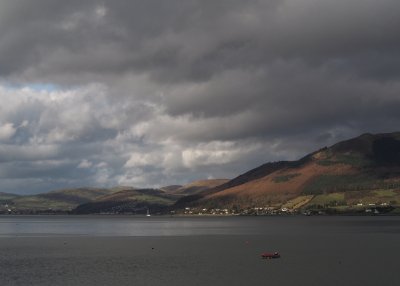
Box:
(261, 252), (280, 259)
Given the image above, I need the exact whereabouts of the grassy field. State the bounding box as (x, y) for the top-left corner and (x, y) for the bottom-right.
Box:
(282, 195), (314, 209)
(306, 193), (346, 208)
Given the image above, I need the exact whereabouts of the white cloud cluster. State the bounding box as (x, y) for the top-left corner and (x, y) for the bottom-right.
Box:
(0, 123), (16, 142)
(0, 82), (275, 193)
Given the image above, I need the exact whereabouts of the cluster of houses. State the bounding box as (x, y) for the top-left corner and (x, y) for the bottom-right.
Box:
(178, 201), (396, 216)
(180, 206), (297, 216)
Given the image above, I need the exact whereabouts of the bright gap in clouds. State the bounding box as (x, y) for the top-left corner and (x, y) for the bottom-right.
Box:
(2, 82), (60, 92)
(25, 83), (59, 92)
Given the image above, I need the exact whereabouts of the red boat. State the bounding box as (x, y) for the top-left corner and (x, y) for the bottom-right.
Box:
(261, 252), (280, 259)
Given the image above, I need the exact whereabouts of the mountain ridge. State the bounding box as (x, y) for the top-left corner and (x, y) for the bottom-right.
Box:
(174, 132), (400, 212)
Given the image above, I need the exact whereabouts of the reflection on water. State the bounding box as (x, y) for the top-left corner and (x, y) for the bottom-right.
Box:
(0, 215), (399, 237)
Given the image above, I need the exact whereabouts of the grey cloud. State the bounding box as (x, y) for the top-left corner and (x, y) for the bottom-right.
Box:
(1, 0), (400, 193)
(1, 1), (399, 82)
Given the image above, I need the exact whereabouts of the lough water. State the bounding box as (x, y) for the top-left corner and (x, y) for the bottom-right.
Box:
(0, 215), (399, 285)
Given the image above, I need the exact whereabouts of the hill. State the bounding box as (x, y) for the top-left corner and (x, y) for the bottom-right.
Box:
(2, 179), (228, 214)
(174, 132), (400, 213)
(73, 188), (178, 214)
(0, 192), (20, 202)
(7, 187), (123, 212)
(73, 180), (228, 214)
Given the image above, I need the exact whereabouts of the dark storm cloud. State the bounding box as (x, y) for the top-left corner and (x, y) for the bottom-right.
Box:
(2, 0), (400, 80)
(1, 0), (400, 193)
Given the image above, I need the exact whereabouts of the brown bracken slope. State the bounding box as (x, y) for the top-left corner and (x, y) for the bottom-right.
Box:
(171, 179), (229, 195)
(175, 132), (400, 209)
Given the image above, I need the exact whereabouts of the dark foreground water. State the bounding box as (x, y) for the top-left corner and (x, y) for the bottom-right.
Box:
(0, 216), (399, 286)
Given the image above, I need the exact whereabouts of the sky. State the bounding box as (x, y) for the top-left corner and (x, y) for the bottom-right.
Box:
(1, 0), (400, 194)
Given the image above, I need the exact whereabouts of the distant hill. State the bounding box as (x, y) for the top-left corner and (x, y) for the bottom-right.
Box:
(0, 192), (20, 202)
(2, 180), (229, 214)
(174, 132), (400, 212)
(7, 188), (122, 212)
(73, 188), (178, 214)
(73, 180), (229, 214)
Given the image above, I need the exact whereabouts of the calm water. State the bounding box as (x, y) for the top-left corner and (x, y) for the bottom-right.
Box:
(0, 215), (399, 285)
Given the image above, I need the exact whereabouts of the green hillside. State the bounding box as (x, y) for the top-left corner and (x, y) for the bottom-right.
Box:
(7, 188), (121, 212)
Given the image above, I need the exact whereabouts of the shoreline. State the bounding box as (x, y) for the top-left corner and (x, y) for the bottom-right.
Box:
(1, 212), (400, 217)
